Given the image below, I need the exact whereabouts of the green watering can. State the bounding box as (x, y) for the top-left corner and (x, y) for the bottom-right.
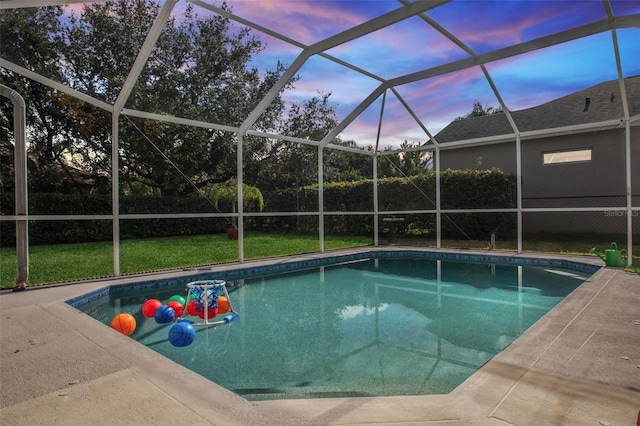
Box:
(589, 242), (628, 267)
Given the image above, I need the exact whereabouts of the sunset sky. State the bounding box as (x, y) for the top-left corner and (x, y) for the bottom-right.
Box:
(64, 0), (640, 149)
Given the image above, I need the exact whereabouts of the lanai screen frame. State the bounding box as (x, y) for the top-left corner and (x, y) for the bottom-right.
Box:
(1, 0), (637, 282)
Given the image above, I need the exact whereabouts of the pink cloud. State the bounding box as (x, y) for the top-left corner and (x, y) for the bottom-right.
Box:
(63, 3), (88, 14)
(227, 0), (368, 45)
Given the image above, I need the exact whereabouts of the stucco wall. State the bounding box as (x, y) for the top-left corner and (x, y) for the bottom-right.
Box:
(438, 126), (639, 234)
(440, 142), (517, 173)
(521, 129), (630, 200)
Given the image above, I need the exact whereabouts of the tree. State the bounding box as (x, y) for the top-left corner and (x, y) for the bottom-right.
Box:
(0, 7), (84, 193)
(2, 0), (293, 196)
(249, 93), (339, 190)
(1, 1), (357, 198)
(323, 140), (373, 182)
(454, 100), (503, 121)
(204, 179), (264, 230)
(60, 0), (291, 196)
(376, 141), (430, 178)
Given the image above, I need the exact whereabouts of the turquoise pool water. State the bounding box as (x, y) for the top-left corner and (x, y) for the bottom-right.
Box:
(76, 255), (593, 400)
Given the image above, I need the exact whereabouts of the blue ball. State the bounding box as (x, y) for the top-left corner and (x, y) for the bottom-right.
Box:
(154, 305), (175, 324)
(168, 321), (196, 347)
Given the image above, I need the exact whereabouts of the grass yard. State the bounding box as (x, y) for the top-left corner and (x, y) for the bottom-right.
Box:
(0, 233), (372, 289)
(1, 232), (637, 289)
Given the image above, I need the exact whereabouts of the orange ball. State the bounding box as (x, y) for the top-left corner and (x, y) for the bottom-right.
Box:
(217, 296), (230, 314)
(111, 313), (136, 335)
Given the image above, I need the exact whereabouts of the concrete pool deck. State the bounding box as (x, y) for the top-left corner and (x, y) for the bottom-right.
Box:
(1, 248), (639, 426)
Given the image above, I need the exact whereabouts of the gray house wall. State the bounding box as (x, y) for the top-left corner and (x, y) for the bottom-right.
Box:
(440, 127), (638, 198)
(439, 143), (516, 173)
(438, 126), (639, 234)
(434, 77), (639, 235)
(521, 128), (633, 201)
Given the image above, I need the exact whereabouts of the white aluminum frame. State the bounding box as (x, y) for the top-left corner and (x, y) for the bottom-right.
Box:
(0, 1), (637, 283)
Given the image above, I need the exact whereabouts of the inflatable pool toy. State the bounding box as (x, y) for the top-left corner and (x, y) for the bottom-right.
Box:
(167, 300), (185, 317)
(183, 280), (239, 326)
(168, 295), (186, 307)
(111, 313), (136, 335)
(168, 321), (196, 347)
(154, 305), (175, 324)
(142, 299), (162, 317)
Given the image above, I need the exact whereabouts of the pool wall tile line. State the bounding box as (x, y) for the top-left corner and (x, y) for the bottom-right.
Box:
(65, 249), (600, 309)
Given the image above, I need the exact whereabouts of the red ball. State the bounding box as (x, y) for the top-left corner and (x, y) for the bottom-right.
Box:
(198, 306), (218, 319)
(142, 299), (162, 318)
(111, 313), (136, 335)
(186, 300), (199, 316)
(167, 301), (184, 318)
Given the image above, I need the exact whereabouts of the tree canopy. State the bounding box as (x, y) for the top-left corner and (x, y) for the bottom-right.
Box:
(0, 0), (430, 197)
(454, 101), (503, 121)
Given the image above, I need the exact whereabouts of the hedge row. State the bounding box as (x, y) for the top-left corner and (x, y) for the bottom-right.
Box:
(1, 169), (516, 246)
(255, 169), (516, 238)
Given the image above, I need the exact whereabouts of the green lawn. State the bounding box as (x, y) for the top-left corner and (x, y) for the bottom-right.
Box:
(2, 232), (638, 289)
(0, 233), (372, 289)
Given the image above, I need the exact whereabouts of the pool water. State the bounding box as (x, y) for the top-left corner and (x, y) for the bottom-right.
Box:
(79, 258), (590, 400)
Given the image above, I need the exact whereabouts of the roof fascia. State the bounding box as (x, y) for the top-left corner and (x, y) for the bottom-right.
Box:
(437, 118), (627, 151)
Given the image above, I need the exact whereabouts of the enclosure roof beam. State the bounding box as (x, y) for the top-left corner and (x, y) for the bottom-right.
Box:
(0, 58), (113, 112)
(481, 65), (520, 134)
(387, 14), (639, 89)
(306, 1), (449, 56)
(189, 0), (304, 49)
(112, 0), (177, 115)
(122, 109), (239, 133)
(237, 1), (447, 136)
(190, 0), (383, 83)
(319, 83), (389, 148)
(237, 51), (311, 135)
(121, 109), (374, 155)
(389, 87), (438, 146)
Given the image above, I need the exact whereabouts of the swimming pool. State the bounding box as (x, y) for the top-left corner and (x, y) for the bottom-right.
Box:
(70, 251), (597, 401)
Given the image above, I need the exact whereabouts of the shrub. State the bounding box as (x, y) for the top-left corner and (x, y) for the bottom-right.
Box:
(0, 169), (516, 245)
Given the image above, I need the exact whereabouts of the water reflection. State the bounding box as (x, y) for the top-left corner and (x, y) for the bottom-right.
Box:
(79, 258), (587, 400)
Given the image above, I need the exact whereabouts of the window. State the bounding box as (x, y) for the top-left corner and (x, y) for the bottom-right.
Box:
(543, 148), (592, 165)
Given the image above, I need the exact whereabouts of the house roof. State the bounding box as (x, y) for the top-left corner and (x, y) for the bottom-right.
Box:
(435, 75), (640, 143)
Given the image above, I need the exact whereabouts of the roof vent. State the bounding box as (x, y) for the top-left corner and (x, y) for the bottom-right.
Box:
(583, 97), (591, 112)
